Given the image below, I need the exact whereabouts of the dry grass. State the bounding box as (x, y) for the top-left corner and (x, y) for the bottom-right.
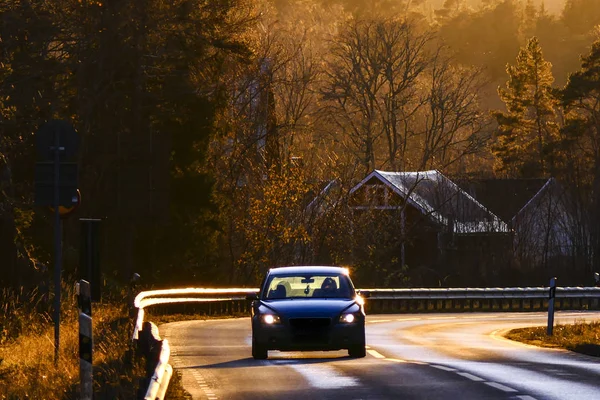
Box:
(506, 320), (600, 356)
(0, 285), (242, 399)
(0, 284), (147, 399)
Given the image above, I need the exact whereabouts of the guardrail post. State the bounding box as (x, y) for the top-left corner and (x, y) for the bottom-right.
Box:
(77, 280), (93, 400)
(547, 277), (557, 336)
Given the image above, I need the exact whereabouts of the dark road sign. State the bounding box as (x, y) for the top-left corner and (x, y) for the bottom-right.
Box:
(34, 162), (78, 206)
(35, 119), (79, 161)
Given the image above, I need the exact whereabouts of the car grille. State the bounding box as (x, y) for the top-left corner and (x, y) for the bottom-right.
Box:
(289, 317), (331, 329)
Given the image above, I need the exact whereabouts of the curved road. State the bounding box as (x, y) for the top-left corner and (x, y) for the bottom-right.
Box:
(161, 311), (600, 400)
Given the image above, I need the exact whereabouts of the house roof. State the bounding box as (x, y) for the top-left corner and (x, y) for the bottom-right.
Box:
(350, 170), (510, 234)
(455, 178), (551, 223)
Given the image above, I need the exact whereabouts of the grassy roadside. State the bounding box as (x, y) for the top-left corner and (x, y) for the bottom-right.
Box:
(0, 285), (195, 399)
(0, 285), (231, 400)
(505, 320), (600, 356)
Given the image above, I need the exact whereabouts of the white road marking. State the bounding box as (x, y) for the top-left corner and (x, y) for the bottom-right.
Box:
(290, 364), (359, 389)
(427, 316), (458, 320)
(384, 358), (407, 363)
(457, 372), (484, 381)
(368, 319), (393, 323)
(514, 396), (537, 400)
(367, 349), (386, 359)
(431, 365), (457, 372)
(484, 382), (518, 393)
(395, 317), (422, 321)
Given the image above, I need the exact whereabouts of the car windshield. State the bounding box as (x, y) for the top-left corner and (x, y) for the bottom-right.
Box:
(262, 273), (355, 300)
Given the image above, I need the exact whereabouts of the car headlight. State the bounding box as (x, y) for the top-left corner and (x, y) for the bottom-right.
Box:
(261, 314), (281, 324)
(339, 313), (357, 323)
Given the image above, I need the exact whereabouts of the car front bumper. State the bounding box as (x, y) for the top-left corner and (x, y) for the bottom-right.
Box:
(253, 319), (365, 351)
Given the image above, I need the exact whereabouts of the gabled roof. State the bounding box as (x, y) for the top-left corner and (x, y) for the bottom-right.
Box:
(455, 178), (552, 223)
(350, 170), (509, 234)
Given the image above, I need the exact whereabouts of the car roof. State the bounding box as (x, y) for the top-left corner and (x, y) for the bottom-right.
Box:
(267, 266), (350, 276)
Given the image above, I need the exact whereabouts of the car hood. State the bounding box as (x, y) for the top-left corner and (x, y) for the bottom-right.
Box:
(260, 299), (356, 317)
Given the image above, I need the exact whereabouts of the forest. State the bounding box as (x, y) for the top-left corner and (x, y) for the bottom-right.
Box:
(1, 0), (600, 292)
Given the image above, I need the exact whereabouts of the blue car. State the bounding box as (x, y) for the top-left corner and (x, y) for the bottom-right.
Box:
(248, 266), (367, 359)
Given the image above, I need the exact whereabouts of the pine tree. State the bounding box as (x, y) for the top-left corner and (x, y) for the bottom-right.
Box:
(559, 39), (600, 273)
(493, 36), (559, 177)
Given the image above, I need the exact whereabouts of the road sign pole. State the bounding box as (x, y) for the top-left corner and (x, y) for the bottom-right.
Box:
(34, 119), (79, 364)
(53, 133), (62, 364)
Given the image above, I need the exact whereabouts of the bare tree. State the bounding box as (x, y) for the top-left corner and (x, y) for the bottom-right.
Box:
(208, 14), (326, 282)
(418, 50), (488, 171)
(321, 18), (389, 174)
(377, 19), (431, 171)
(321, 16), (488, 175)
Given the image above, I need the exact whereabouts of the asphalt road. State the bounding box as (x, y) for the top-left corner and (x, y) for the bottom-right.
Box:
(161, 311), (600, 400)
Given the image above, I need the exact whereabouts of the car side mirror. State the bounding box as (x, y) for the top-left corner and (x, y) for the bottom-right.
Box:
(246, 293), (258, 301)
(357, 290), (370, 298)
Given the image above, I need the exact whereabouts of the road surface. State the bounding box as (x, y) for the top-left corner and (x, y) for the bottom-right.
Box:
(161, 311), (600, 399)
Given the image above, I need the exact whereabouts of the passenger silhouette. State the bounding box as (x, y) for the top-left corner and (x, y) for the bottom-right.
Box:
(313, 277), (337, 297)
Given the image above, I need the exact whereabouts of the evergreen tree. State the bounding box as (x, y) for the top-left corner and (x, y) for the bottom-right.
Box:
(0, 0), (261, 288)
(493, 36), (559, 177)
(559, 39), (600, 273)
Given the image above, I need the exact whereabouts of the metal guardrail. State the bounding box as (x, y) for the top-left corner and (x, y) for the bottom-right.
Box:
(132, 288), (258, 341)
(132, 287), (600, 322)
(134, 319), (171, 400)
(130, 285), (600, 398)
(144, 336), (171, 400)
(131, 288), (258, 399)
(361, 287), (600, 313)
(363, 287), (600, 299)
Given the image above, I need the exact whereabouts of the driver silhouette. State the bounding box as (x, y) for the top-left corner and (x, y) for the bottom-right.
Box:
(321, 277), (337, 294)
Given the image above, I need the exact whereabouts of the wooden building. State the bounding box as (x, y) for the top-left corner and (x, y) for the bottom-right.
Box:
(348, 170), (512, 286)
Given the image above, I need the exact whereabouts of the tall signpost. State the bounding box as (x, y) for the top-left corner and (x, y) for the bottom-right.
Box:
(35, 120), (79, 363)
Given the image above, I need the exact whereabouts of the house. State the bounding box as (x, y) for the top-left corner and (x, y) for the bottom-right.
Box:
(348, 170), (512, 286)
(458, 178), (574, 275)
